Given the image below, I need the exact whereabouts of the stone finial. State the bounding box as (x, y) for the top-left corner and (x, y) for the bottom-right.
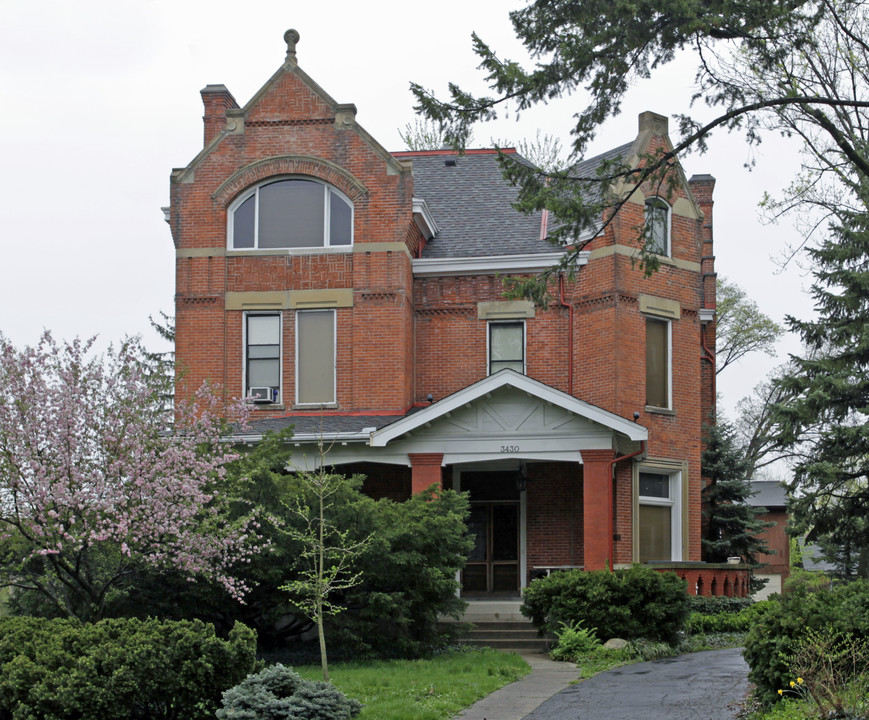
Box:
(285, 29), (300, 61)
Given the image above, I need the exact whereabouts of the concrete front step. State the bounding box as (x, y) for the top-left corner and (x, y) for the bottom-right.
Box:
(458, 599), (525, 623)
(444, 599), (551, 651)
(464, 623), (551, 652)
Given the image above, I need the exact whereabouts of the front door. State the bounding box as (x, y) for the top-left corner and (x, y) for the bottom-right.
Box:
(461, 472), (520, 596)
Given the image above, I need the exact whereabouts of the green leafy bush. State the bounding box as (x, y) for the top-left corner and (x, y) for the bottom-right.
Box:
(686, 600), (769, 634)
(0, 616), (257, 720)
(743, 579), (869, 704)
(550, 621), (600, 662)
(784, 628), (869, 719)
(331, 488), (473, 657)
(217, 664), (361, 720)
(521, 565), (689, 643)
(626, 638), (681, 661)
(688, 595), (754, 615)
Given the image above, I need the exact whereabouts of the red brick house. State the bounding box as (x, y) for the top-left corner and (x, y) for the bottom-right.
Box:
(169, 30), (748, 598)
(749, 480), (791, 598)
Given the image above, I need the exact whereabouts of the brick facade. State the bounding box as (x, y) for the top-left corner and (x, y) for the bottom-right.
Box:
(169, 31), (744, 596)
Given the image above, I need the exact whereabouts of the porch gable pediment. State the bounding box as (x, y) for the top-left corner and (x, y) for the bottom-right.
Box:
(370, 370), (647, 462)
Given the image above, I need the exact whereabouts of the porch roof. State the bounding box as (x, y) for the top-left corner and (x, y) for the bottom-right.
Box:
(237, 370), (647, 468)
(370, 369), (648, 446)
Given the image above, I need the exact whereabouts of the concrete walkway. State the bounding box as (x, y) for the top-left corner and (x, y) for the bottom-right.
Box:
(452, 647), (749, 720)
(452, 651), (581, 720)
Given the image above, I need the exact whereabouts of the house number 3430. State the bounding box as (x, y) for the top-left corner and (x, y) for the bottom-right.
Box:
(500, 445), (520, 453)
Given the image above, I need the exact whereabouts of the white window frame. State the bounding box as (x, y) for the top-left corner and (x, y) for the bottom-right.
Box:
(635, 466), (683, 562)
(645, 316), (672, 410)
(243, 311), (282, 403)
(487, 321), (526, 375)
(295, 308), (337, 407)
(227, 177), (354, 251)
(644, 197), (671, 256)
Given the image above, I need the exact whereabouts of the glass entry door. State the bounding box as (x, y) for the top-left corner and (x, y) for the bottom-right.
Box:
(463, 503), (520, 595)
(460, 471), (521, 596)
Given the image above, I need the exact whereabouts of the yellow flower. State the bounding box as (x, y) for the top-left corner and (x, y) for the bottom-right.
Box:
(797, 677), (804, 684)
(778, 689), (784, 695)
(790, 681), (796, 688)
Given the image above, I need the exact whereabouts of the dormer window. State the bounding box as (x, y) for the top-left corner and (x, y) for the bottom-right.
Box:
(644, 197), (670, 256)
(229, 178), (353, 250)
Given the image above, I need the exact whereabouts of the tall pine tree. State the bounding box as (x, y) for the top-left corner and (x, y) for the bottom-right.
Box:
(702, 420), (771, 568)
(773, 199), (869, 579)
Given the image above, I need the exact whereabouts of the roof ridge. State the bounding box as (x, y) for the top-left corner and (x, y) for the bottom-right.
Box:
(391, 148), (517, 157)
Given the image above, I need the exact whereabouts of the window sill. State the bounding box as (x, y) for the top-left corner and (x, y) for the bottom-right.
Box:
(227, 246), (352, 257)
(249, 403), (285, 411)
(293, 403), (338, 410)
(645, 405), (675, 417)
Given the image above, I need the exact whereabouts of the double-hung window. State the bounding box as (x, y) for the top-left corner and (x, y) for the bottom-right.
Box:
(644, 197), (670, 256)
(489, 322), (525, 374)
(230, 178), (353, 250)
(296, 309), (336, 405)
(245, 313), (281, 402)
(645, 317), (671, 409)
(637, 470), (681, 562)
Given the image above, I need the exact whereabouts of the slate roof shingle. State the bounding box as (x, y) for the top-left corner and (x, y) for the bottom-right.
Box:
(404, 143), (634, 259)
(240, 413), (410, 438)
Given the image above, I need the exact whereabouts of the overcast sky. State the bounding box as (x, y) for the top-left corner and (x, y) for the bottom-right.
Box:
(1, 0), (815, 423)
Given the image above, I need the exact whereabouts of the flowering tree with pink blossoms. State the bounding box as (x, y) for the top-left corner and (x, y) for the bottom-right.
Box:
(0, 333), (260, 621)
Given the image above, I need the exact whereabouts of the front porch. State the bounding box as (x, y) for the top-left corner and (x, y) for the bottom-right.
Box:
(254, 371), (742, 595)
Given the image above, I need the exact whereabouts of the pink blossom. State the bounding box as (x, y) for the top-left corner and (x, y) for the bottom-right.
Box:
(0, 331), (259, 619)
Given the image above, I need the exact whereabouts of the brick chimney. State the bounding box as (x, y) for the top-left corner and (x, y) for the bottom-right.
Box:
(200, 84), (239, 147)
(689, 173), (717, 310)
(638, 110), (669, 137)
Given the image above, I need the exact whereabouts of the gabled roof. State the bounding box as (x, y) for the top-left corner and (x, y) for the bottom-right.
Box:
(173, 30), (409, 184)
(398, 139), (648, 260)
(370, 369), (648, 446)
(395, 150), (550, 258)
(749, 480), (787, 509)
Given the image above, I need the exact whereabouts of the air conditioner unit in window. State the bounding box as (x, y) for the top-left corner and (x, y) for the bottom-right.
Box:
(248, 387), (274, 403)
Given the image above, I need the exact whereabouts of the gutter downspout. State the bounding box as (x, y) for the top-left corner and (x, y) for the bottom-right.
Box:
(607, 440), (647, 569)
(701, 324), (716, 401)
(557, 274), (574, 396)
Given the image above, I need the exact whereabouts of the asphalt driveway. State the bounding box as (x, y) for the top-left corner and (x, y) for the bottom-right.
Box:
(522, 647), (750, 720)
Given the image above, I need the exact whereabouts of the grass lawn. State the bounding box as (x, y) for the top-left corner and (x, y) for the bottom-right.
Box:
(294, 648), (530, 720)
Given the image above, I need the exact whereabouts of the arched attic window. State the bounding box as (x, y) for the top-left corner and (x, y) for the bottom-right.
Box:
(229, 178), (353, 250)
(644, 197), (670, 256)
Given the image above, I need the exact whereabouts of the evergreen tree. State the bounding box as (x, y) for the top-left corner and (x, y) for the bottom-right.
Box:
(702, 420), (771, 567)
(772, 199), (869, 578)
(411, 0), (869, 298)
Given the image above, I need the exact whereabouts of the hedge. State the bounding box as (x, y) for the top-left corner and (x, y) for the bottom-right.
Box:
(521, 565), (689, 643)
(0, 617), (257, 720)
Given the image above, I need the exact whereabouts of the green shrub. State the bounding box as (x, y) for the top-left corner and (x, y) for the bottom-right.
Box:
(686, 600), (769, 634)
(742, 579), (869, 704)
(688, 595), (754, 615)
(217, 664), (362, 720)
(521, 565), (689, 643)
(0, 616), (257, 720)
(626, 638), (681, 661)
(331, 488), (473, 657)
(550, 621), (600, 662)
